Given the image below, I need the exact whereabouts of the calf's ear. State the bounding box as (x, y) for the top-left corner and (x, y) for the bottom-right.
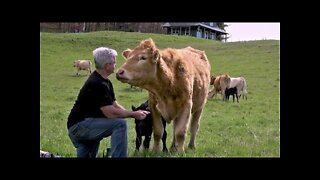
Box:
(132, 105), (136, 111)
(122, 49), (132, 59)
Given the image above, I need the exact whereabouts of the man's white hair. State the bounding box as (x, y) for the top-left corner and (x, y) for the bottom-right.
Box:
(93, 47), (118, 69)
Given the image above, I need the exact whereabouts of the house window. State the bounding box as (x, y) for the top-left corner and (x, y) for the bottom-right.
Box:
(204, 31), (208, 39)
(212, 32), (216, 39)
(172, 28), (179, 35)
(184, 27), (190, 35)
(197, 30), (202, 38)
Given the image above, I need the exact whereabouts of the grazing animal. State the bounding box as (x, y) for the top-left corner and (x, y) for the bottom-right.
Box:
(73, 60), (92, 76)
(208, 74), (231, 100)
(228, 77), (248, 100)
(225, 87), (239, 102)
(116, 38), (211, 153)
(132, 100), (168, 152)
(208, 75), (222, 98)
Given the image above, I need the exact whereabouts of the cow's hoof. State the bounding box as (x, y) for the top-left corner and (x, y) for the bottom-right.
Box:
(133, 149), (140, 156)
(162, 147), (168, 152)
(152, 147), (161, 154)
(188, 146), (196, 151)
(170, 145), (177, 152)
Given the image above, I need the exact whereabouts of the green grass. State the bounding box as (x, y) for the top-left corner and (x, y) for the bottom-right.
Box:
(40, 31), (280, 157)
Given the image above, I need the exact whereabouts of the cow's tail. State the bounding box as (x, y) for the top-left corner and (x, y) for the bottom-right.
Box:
(186, 46), (208, 61)
(200, 51), (208, 61)
(224, 74), (231, 88)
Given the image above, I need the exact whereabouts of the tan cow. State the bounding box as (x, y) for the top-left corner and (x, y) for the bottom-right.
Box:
(208, 74), (231, 100)
(73, 60), (92, 76)
(116, 38), (211, 153)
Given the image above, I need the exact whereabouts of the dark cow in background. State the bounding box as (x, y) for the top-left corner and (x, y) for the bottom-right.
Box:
(225, 87), (239, 102)
(132, 100), (168, 152)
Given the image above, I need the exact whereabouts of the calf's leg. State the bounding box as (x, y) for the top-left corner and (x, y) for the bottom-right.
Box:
(161, 119), (168, 152)
(143, 135), (151, 150)
(135, 135), (142, 151)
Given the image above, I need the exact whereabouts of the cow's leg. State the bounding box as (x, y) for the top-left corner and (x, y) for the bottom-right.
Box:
(221, 84), (228, 101)
(152, 114), (163, 153)
(148, 95), (163, 153)
(222, 90), (226, 101)
(170, 120), (177, 151)
(237, 88), (241, 100)
(188, 108), (203, 150)
(150, 103), (163, 153)
(171, 102), (192, 152)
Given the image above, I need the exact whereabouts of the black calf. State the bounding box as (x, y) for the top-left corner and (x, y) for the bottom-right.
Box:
(132, 100), (168, 152)
(225, 87), (239, 102)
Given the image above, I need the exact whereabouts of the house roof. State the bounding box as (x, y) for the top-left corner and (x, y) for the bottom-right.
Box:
(162, 22), (228, 34)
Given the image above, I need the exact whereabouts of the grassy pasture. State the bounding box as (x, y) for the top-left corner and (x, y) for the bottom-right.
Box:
(40, 31), (280, 157)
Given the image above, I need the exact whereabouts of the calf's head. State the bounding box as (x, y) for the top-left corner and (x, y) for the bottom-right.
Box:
(131, 101), (153, 138)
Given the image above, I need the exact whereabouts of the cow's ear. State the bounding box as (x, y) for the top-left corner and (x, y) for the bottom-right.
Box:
(152, 49), (160, 63)
(141, 38), (156, 49)
(122, 49), (132, 59)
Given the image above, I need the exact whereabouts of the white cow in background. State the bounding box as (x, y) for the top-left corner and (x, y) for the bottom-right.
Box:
(228, 77), (248, 100)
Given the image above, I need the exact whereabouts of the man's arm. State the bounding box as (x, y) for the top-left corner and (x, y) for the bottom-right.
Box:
(100, 101), (149, 120)
(113, 101), (126, 110)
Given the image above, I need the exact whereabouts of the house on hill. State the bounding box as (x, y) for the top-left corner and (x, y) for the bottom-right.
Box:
(162, 22), (228, 42)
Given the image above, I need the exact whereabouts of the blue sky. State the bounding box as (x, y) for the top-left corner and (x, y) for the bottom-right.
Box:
(225, 23), (280, 42)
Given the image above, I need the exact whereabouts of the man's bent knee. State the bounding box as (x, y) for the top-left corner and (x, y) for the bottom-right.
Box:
(116, 119), (128, 131)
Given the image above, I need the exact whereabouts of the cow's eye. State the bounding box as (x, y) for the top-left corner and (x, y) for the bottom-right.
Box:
(140, 56), (146, 60)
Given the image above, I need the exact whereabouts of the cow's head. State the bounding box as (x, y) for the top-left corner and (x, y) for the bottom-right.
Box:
(116, 38), (160, 87)
(210, 75), (216, 85)
(73, 60), (80, 67)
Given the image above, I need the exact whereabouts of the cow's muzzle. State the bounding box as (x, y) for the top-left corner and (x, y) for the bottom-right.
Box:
(116, 69), (128, 82)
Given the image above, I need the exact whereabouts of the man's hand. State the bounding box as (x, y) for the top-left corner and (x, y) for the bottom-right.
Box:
(133, 110), (150, 120)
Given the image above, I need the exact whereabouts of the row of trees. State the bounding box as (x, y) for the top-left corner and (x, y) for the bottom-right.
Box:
(40, 22), (166, 34)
